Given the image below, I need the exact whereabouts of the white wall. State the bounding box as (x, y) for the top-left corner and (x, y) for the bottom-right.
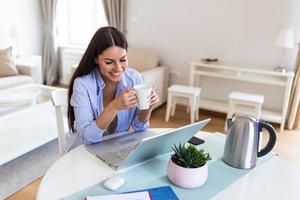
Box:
(0, 0), (42, 57)
(126, 0), (300, 111)
(127, 0), (300, 84)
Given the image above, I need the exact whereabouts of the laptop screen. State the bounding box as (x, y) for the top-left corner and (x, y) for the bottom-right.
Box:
(117, 118), (210, 171)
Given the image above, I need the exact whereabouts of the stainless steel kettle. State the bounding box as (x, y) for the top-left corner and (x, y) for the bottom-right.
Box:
(222, 115), (276, 169)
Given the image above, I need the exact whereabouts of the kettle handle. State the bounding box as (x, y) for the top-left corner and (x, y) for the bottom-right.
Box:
(257, 121), (277, 157)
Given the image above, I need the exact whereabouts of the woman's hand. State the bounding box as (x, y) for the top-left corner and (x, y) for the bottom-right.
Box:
(148, 86), (159, 109)
(111, 88), (138, 111)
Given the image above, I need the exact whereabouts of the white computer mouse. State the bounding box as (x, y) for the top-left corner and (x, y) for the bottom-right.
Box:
(103, 175), (125, 191)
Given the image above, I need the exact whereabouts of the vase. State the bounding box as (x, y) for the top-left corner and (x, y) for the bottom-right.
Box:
(167, 158), (208, 188)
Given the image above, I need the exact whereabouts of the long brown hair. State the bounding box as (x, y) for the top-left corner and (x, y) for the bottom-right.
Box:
(67, 26), (128, 132)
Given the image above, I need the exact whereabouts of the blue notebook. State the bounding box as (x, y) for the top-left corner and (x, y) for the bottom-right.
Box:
(130, 186), (179, 200)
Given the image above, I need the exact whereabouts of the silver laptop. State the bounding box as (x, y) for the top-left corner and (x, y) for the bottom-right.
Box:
(85, 118), (210, 171)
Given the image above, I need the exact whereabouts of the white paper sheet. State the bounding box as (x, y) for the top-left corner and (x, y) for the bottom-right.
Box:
(86, 191), (151, 200)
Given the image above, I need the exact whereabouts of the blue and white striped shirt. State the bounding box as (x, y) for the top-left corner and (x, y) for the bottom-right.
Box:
(70, 68), (149, 144)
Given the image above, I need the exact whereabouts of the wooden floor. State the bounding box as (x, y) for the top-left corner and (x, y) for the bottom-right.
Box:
(7, 104), (300, 200)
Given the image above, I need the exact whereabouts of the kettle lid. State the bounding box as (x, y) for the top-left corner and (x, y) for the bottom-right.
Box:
(232, 114), (258, 122)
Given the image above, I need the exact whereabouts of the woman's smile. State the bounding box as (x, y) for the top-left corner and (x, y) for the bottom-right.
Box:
(110, 71), (122, 78)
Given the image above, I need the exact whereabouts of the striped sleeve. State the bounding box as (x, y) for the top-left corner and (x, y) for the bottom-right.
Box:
(70, 78), (104, 144)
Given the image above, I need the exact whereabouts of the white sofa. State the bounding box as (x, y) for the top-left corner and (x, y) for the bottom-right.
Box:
(0, 55), (42, 90)
(71, 48), (169, 107)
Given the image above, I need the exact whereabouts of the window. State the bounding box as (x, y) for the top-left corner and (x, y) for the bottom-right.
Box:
(57, 0), (108, 47)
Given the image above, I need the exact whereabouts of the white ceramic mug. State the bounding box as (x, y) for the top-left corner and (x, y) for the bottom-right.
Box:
(134, 84), (152, 110)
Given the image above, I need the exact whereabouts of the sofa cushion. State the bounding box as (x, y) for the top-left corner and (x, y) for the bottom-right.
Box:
(127, 48), (160, 72)
(0, 75), (33, 90)
(0, 47), (19, 77)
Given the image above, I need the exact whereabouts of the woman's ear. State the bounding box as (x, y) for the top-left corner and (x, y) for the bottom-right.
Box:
(95, 58), (98, 64)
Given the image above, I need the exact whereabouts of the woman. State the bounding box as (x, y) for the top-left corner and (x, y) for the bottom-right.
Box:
(68, 26), (159, 144)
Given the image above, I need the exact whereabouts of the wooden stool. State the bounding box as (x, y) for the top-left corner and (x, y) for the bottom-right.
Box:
(165, 85), (201, 123)
(226, 91), (264, 130)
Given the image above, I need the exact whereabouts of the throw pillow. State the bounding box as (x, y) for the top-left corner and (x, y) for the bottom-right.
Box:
(0, 47), (19, 77)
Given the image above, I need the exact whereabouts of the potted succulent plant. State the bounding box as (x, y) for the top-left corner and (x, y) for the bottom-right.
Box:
(167, 143), (212, 188)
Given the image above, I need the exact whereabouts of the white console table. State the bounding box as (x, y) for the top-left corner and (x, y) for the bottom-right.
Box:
(189, 62), (294, 131)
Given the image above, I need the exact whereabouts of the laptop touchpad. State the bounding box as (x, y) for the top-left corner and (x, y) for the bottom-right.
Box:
(118, 137), (137, 145)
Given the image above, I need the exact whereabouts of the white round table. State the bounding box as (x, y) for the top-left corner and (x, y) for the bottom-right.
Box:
(36, 129), (300, 200)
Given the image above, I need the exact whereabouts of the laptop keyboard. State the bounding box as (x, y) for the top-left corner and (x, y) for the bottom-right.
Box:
(113, 145), (137, 160)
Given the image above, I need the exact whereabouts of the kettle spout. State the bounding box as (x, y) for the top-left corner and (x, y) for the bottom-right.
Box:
(227, 118), (233, 129)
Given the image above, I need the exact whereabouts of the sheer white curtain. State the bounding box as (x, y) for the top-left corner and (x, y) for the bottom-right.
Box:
(40, 0), (59, 85)
(102, 0), (126, 33)
(57, 0), (108, 46)
(287, 43), (300, 129)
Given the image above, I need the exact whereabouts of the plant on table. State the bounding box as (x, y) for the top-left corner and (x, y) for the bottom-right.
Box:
(167, 143), (212, 188)
(171, 143), (211, 168)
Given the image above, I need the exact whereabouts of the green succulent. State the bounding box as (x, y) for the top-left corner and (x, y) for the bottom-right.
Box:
(171, 143), (212, 168)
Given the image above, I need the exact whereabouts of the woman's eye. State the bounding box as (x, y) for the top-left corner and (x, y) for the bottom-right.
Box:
(120, 59), (127, 62)
(105, 61), (113, 64)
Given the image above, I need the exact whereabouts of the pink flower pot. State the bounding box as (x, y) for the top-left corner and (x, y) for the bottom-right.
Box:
(167, 158), (208, 188)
